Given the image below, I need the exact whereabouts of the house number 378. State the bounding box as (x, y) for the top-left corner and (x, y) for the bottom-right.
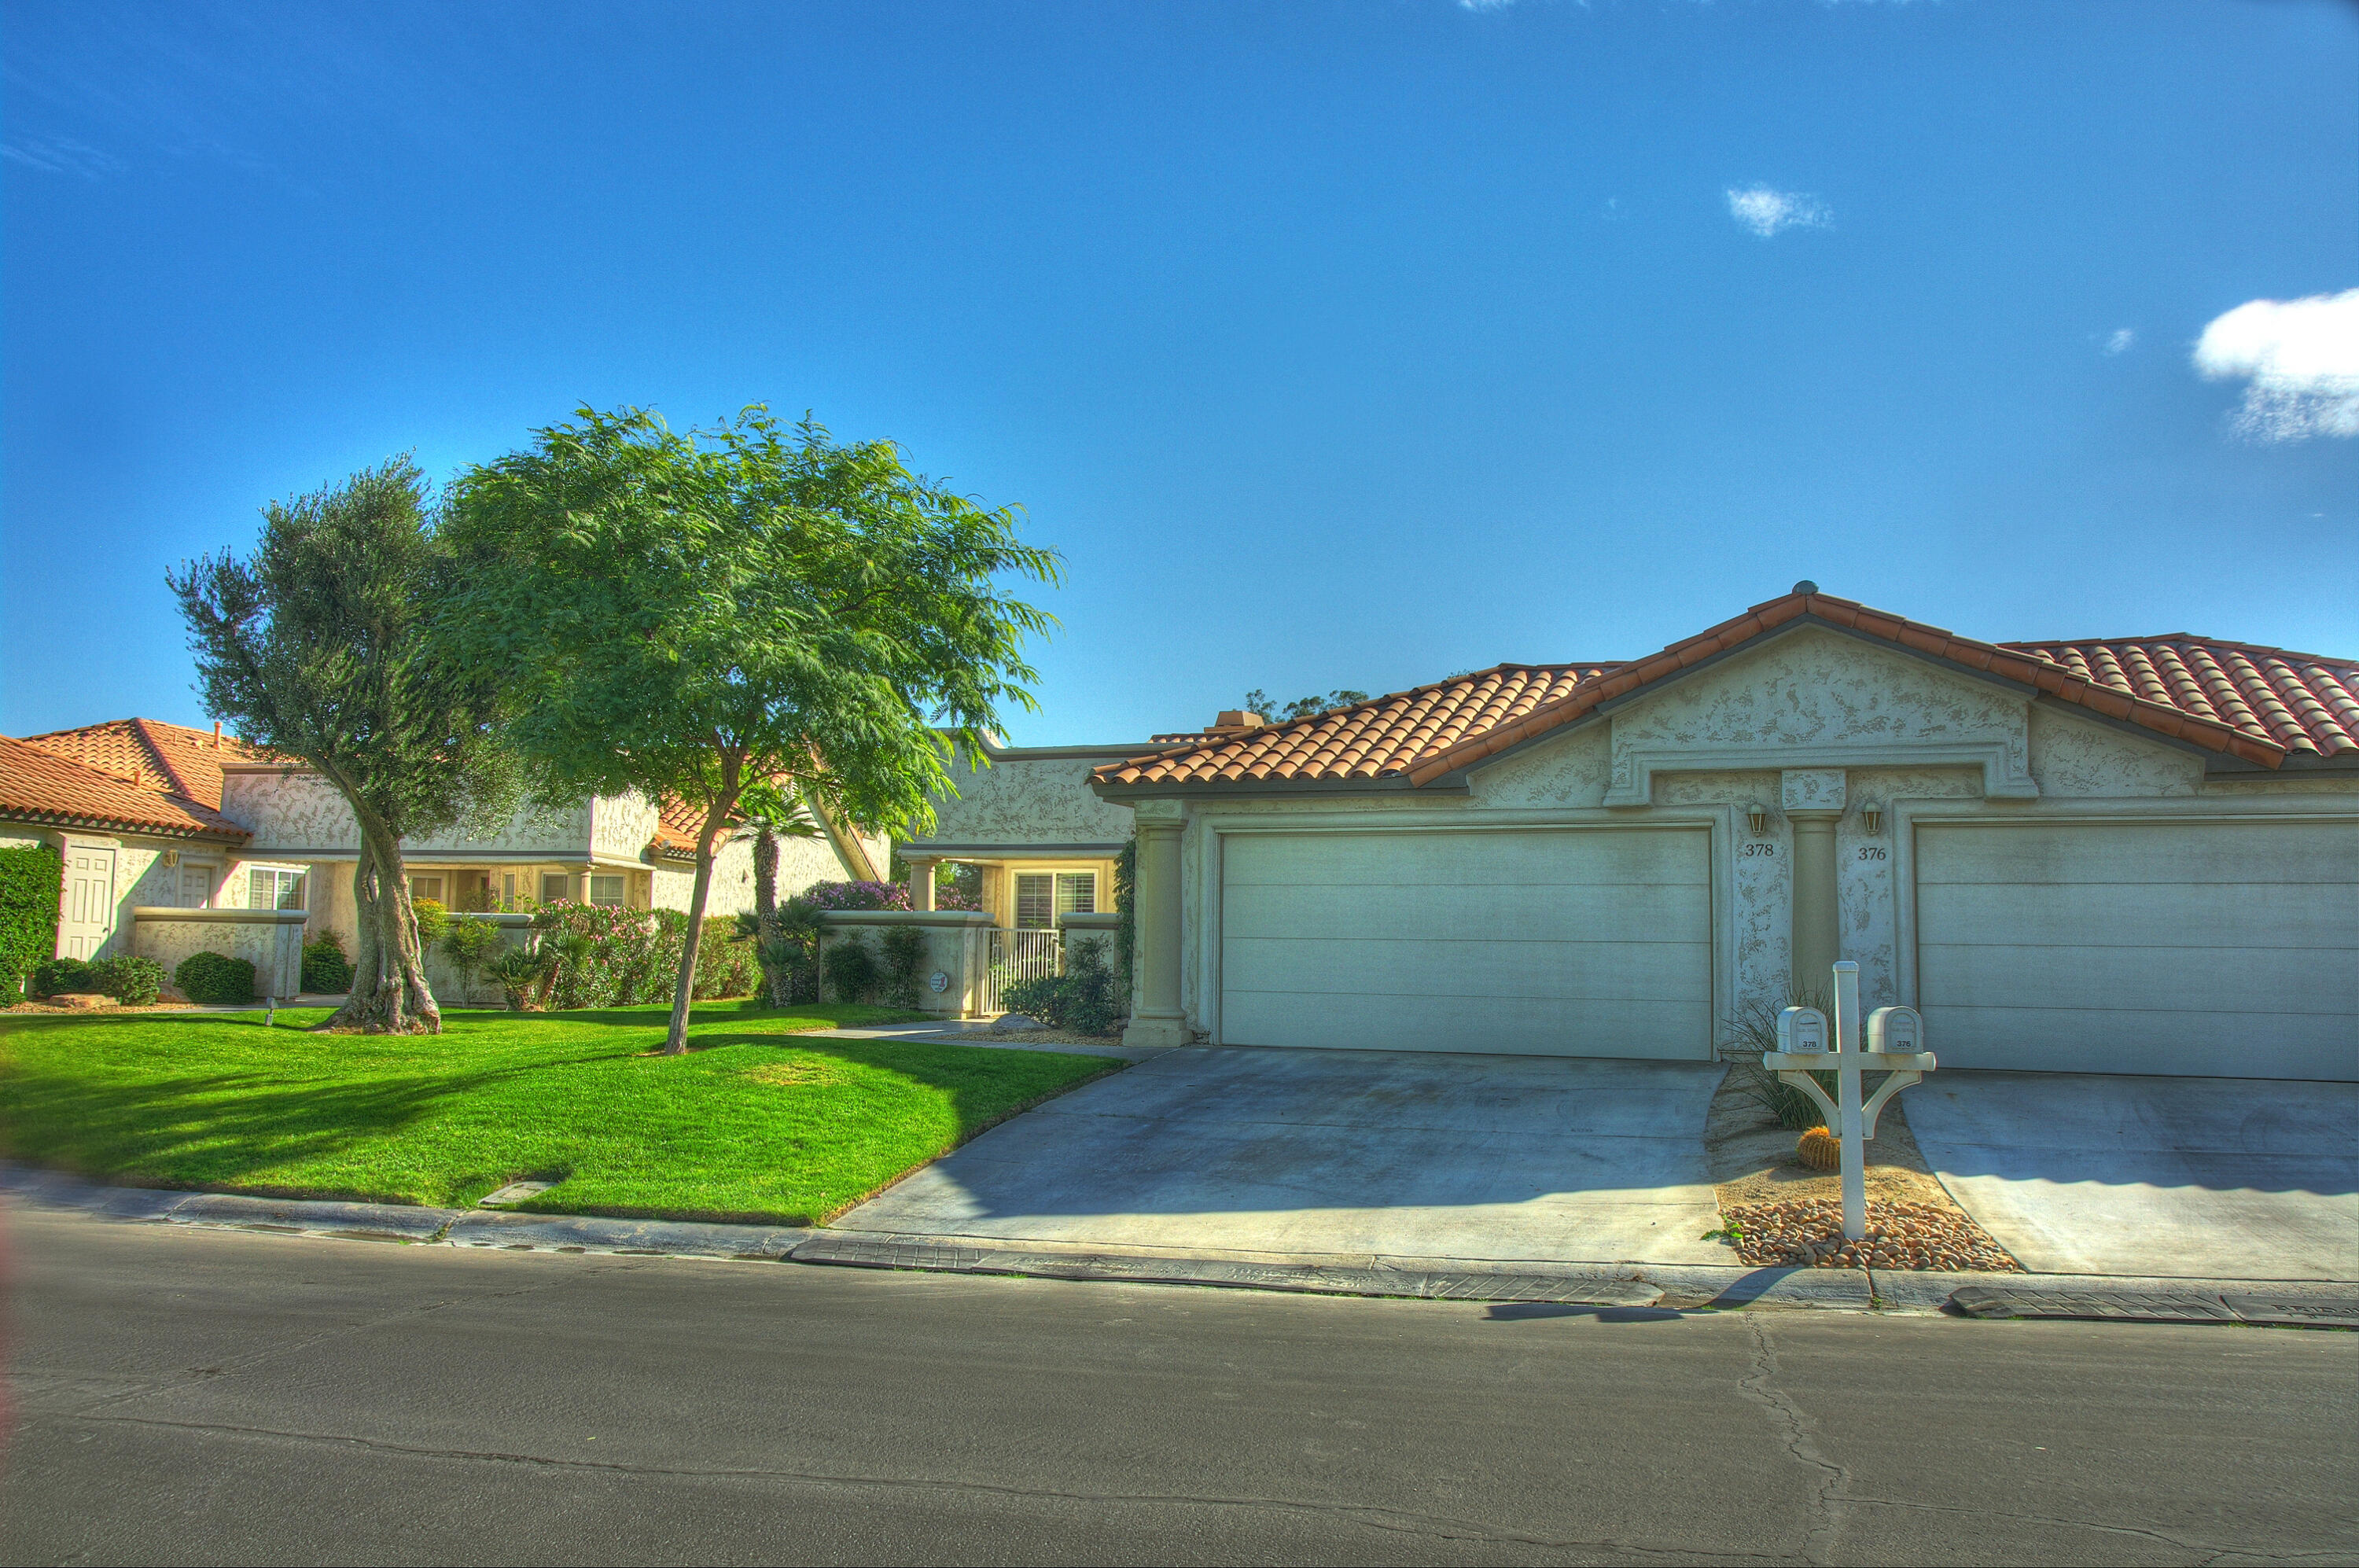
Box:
(1856, 845), (1888, 861)
(1740, 843), (1776, 857)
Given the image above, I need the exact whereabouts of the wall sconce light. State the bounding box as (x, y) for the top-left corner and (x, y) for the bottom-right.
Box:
(1745, 804), (1768, 836)
(161, 849), (181, 867)
(1860, 802), (1884, 835)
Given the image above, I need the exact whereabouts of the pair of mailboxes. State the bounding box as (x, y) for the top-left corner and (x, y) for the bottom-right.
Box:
(1775, 1003), (1923, 1056)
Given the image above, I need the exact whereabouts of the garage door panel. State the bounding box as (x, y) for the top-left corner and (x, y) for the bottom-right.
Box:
(1224, 830), (1709, 888)
(1916, 820), (2358, 1080)
(1223, 935), (1713, 1004)
(1223, 880), (1711, 942)
(1918, 821), (2359, 886)
(1919, 941), (2357, 1018)
(1220, 828), (1714, 1058)
(1919, 882), (2358, 949)
(1916, 1005), (2358, 1080)
(1222, 989), (1714, 1058)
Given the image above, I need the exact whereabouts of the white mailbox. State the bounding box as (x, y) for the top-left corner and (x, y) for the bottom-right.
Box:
(1776, 1006), (1830, 1055)
(1867, 1005), (1922, 1055)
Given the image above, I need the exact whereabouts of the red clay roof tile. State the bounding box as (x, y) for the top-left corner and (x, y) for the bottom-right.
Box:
(0, 733), (250, 841)
(1091, 592), (2358, 791)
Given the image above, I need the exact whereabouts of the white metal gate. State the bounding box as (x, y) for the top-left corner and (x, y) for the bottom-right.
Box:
(981, 928), (1062, 1015)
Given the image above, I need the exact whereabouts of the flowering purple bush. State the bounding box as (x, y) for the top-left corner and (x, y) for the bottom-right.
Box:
(801, 880), (911, 912)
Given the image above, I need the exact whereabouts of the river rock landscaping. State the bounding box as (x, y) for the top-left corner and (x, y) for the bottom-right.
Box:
(1721, 1195), (2022, 1272)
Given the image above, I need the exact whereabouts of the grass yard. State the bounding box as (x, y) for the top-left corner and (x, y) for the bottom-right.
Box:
(0, 999), (1124, 1224)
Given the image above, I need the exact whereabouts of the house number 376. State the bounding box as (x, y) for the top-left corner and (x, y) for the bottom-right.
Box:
(1856, 845), (1888, 860)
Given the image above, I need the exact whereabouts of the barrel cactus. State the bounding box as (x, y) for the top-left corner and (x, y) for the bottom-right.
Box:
(1797, 1125), (1840, 1171)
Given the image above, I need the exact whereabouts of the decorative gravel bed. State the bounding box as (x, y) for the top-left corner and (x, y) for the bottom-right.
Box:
(1722, 1196), (2023, 1272)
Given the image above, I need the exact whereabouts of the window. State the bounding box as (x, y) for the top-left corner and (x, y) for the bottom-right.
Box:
(248, 868), (305, 911)
(502, 874), (517, 908)
(590, 874), (626, 907)
(540, 873), (572, 904)
(1014, 871), (1095, 929)
(408, 874), (444, 905)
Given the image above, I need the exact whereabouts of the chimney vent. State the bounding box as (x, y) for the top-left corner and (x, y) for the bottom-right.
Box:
(1213, 711), (1266, 731)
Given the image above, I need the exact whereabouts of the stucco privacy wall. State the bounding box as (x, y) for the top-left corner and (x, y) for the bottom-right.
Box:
(1150, 627), (2358, 1050)
(132, 910), (304, 996)
(903, 748), (1138, 853)
(222, 768), (593, 861)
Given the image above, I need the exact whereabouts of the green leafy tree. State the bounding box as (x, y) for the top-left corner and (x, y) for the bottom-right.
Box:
(169, 458), (518, 1034)
(440, 406), (1058, 1054)
(1242, 687), (1369, 723)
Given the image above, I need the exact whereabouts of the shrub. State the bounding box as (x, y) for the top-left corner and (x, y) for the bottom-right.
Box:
(1113, 834), (1135, 1005)
(31, 956), (97, 998)
(302, 931), (354, 993)
(0, 845), (61, 999)
(176, 950), (256, 1005)
(524, 903), (762, 1010)
(1722, 980), (1849, 1131)
(822, 937), (880, 1003)
(878, 925), (928, 1007)
(803, 880), (911, 913)
(410, 897), (449, 948)
(441, 917), (506, 985)
(487, 944), (551, 1010)
(88, 954), (165, 1006)
(1000, 936), (1122, 1036)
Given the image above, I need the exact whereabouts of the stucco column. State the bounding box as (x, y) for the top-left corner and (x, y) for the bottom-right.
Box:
(1781, 768), (1847, 1000)
(907, 858), (937, 911)
(1122, 802), (1191, 1048)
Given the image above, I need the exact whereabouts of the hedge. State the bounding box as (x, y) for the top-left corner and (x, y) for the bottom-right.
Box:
(528, 902), (760, 1010)
(175, 950), (256, 1005)
(30, 954), (164, 1005)
(0, 845), (62, 999)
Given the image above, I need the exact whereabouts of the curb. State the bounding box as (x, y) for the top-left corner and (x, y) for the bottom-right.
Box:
(7, 1169), (2353, 1322)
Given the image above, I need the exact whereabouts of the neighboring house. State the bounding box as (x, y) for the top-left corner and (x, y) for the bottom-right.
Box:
(1091, 585), (2359, 1081)
(897, 736), (1151, 932)
(0, 723), (259, 961)
(1, 717), (889, 977)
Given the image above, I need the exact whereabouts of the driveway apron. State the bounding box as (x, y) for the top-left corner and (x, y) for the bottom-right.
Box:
(832, 1046), (1734, 1266)
(1907, 1072), (2359, 1279)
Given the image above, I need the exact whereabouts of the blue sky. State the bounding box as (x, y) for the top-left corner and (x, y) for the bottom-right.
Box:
(5, 0), (2354, 745)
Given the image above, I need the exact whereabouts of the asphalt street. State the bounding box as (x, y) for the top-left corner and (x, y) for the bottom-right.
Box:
(2, 1211), (2353, 1566)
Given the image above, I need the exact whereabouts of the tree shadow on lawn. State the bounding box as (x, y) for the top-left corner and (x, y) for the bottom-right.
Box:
(2, 1067), (480, 1201)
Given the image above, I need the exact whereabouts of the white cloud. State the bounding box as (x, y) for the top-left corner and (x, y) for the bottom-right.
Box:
(1459, 0), (1518, 10)
(1726, 185), (1830, 238)
(2194, 289), (2359, 441)
(2104, 329), (2136, 355)
(0, 136), (123, 179)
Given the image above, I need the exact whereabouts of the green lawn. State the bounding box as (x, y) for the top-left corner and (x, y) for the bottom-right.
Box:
(0, 999), (1122, 1224)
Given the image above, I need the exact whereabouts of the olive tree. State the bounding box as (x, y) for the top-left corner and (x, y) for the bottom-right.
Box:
(440, 406), (1058, 1054)
(170, 458), (517, 1033)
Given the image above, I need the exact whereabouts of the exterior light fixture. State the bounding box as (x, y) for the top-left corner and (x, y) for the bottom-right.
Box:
(1746, 804), (1768, 836)
(1860, 802), (1884, 835)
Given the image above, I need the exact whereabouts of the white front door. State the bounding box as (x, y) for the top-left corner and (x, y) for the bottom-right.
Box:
(1915, 819), (2359, 1080)
(61, 846), (119, 959)
(1218, 827), (1716, 1058)
(180, 866), (215, 908)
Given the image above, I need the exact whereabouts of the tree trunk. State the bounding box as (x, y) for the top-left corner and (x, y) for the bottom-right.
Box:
(752, 826), (782, 1007)
(328, 804), (440, 1034)
(661, 762), (742, 1055)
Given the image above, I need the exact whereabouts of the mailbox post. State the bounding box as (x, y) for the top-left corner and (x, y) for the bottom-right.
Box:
(1761, 960), (1937, 1243)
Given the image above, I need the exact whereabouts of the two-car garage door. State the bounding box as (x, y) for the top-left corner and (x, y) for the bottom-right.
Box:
(1219, 828), (1714, 1058)
(1916, 819), (2359, 1080)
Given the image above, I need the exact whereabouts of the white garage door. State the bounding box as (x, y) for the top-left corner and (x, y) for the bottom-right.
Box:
(1219, 828), (1713, 1058)
(1916, 819), (2359, 1080)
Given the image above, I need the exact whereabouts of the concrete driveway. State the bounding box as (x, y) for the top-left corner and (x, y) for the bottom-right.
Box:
(1906, 1073), (2359, 1281)
(834, 1046), (1735, 1266)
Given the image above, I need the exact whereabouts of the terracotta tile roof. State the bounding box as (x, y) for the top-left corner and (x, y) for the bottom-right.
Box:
(1998, 636), (2358, 762)
(20, 717), (276, 812)
(1093, 589), (2358, 790)
(0, 733), (250, 841)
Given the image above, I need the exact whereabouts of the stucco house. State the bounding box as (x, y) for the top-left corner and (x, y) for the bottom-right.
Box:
(1091, 585), (2358, 1081)
(1, 717), (889, 991)
(896, 736), (1147, 930)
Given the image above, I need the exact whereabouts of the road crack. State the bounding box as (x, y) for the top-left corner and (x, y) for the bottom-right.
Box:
(1736, 1315), (1848, 1564)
